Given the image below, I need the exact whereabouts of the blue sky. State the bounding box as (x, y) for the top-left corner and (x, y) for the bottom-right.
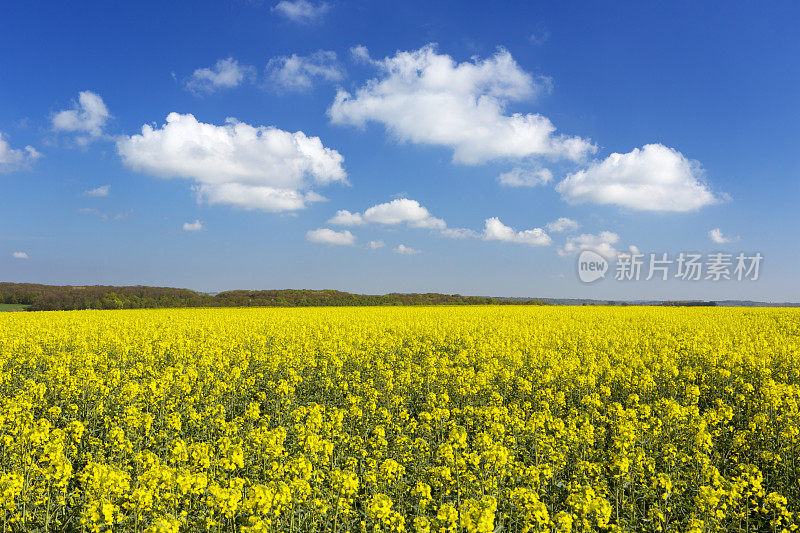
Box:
(1, 0), (798, 300)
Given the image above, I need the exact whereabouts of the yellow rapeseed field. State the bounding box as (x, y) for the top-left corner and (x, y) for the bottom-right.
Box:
(1, 306), (799, 532)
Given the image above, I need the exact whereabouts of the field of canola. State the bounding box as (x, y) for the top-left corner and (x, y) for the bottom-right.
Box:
(1, 306), (799, 533)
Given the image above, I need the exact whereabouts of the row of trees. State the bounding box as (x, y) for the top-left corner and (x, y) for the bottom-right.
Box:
(0, 283), (548, 311)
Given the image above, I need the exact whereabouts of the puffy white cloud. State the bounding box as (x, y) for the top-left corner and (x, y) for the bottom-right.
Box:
(85, 184), (110, 197)
(266, 51), (343, 92)
(546, 217), (579, 233)
(498, 167), (553, 187)
(186, 57), (255, 94)
(483, 217), (551, 246)
(272, 0), (330, 24)
(558, 231), (621, 258)
(117, 113), (345, 211)
(52, 91), (110, 143)
(329, 198), (445, 229)
(306, 228), (356, 245)
(557, 144), (720, 212)
(366, 240), (385, 249)
(363, 199), (445, 229)
(12, 251), (29, 259)
(0, 132), (41, 173)
(709, 228), (739, 243)
(394, 244), (420, 255)
(182, 220), (204, 231)
(328, 209), (365, 226)
(329, 44), (594, 165)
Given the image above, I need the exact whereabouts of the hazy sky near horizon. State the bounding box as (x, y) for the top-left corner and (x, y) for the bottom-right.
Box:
(1, 1), (799, 300)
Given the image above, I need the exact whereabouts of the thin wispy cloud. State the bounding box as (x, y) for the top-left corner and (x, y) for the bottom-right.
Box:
(84, 185), (110, 197)
(272, 0), (330, 24)
(186, 58), (255, 94)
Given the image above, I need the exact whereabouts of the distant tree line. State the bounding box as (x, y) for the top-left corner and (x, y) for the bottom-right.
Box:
(659, 301), (718, 307)
(0, 283), (548, 311)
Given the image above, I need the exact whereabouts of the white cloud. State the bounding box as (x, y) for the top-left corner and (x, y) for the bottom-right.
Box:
(272, 0), (330, 24)
(186, 57), (255, 94)
(306, 228), (356, 246)
(329, 198), (445, 229)
(529, 29), (551, 46)
(394, 244), (420, 255)
(366, 240), (385, 249)
(349, 45), (372, 64)
(329, 44), (594, 165)
(329, 209), (365, 226)
(709, 228), (739, 244)
(546, 217), (579, 233)
(363, 199), (445, 229)
(266, 51), (343, 92)
(558, 231), (621, 258)
(117, 113), (345, 211)
(76, 207), (108, 221)
(52, 91), (110, 143)
(12, 251), (29, 259)
(628, 245), (641, 255)
(557, 144), (720, 212)
(0, 132), (41, 173)
(483, 217), (551, 246)
(85, 184), (110, 197)
(440, 227), (480, 239)
(183, 220), (204, 231)
(498, 167), (553, 187)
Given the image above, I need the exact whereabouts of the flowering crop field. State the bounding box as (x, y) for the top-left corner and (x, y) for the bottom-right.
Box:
(1, 306), (799, 533)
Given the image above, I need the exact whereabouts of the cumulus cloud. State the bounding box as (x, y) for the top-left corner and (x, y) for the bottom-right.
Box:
(85, 184), (110, 197)
(306, 228), (356, 246)
(272, 0), (330, 24)
(329, 44), (594, 165)
(117, 113), (346, 211)
(183, 220), (204, 231)
(483, 217), (551, 246)
(497, 167), (553, 187)
(52, 91), (110, 143)
(394, 244), (420, 255)
(329, 209), (366, 226)
(0, 132), (41, 173)
(12, 251), (29, 259)
(709, 228), (739, 244)
(328, 198), (445, 229)
(366, 240), (385, 249)
(186, 57), (255, 94)
(558, 231), (621, 258)
(546, 217), (579, 233)
(266, 51), (343, 92)
(557, 144), (720, 212)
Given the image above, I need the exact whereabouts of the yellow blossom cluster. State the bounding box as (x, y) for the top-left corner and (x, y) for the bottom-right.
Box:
(0, 306), (799, 531)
